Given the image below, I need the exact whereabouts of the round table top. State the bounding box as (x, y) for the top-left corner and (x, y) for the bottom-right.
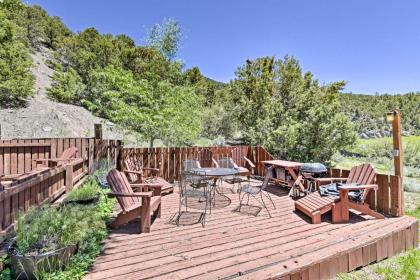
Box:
(191, 167), (238, 177)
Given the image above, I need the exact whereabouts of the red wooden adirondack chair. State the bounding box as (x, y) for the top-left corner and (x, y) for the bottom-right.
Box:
(295, 164), (384, 224)
(34, 147), (78, 167)
(123, 157), (174, 194)
(107, 169), (162, 233)
(213, 148), (255, 179)
(229, 147), (256, 178)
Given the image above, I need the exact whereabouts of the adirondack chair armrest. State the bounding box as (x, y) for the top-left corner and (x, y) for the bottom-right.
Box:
(212, 158), (220, 168)
(131, 183), (162, 190)
(337, 184), (378, 191)
(124, 170), (143, 175)
(243, 156), (256, 168)
(142, 167), (160, 173)
(108, 191), (153, 198)
(315, 177), (346, 183)
(131, 183), (162, 196)
(34, 158), (70, 163)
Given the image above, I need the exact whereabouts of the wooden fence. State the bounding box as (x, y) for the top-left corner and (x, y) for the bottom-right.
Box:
(0, 138), (122, 176)
(118, 145), (276, 182)
(0, 138), (123, 233)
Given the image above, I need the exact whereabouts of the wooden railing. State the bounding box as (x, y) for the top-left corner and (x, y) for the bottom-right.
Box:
(329, 168), (404, 217)
(0, 138), (123, 233)
(1, 161), (70, 232)
(119, 145), (273, 182)
(0, 138), (122, 176)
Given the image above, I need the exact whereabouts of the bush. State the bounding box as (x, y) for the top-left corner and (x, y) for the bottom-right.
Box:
(8, 184), (115, 279)
(15, 204), (105, 255)
(65, 177), (100, 202)
(39, 190), (115, 280)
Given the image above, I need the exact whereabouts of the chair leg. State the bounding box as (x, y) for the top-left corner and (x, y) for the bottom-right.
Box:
(312, 211), (321, 224)
(156, 203), (161, 218)
(238, 191), (247, 212)
(262, 191), (276, 209)
(259, 192), (272, 218)
(141, 198), (151, 233)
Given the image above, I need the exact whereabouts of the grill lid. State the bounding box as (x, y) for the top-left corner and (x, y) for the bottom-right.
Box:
(301, 163), (327, 174)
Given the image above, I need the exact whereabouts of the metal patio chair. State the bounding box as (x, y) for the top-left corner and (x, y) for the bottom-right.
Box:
(216, 157), (246, 193)
(174, 170), (212, 227)
(237, 166), (276, 217)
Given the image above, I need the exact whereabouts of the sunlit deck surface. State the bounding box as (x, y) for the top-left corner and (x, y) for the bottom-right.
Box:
(85, 183), (418, 280)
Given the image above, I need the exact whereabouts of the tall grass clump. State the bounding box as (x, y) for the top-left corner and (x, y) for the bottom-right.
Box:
(4, 177), (115, 280)
(65, 177), (100, 202)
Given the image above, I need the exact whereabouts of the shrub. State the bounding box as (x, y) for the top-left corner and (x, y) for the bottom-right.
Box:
(9, 186), (115, 279)
(65, 177), (100, 202)
(15, 204), (105, 255)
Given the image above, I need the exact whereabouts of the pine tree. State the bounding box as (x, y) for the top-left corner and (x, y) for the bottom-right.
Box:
(0, 11), (34, 107)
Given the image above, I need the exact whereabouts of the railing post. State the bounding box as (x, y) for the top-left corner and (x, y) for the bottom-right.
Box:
(65, 163), (74, 192)
(387, 109), (404, 216)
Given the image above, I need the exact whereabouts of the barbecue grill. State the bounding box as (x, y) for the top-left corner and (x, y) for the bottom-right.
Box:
(299, 163), (327, 193)
(300, 163), (327, 178)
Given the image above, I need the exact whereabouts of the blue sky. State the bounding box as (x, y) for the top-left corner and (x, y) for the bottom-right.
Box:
(26, 0), (420, 94)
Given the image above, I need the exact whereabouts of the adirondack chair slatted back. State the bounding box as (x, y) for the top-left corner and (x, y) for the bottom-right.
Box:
(61, 147), (78, 160)
(346, 164), (376, 185)
(230, 148), (242, 167)
(197, 148), (214, 168)
(107, 169), (141, 212)
(346, 164), (376, 202)
(124, 157), (142, 182)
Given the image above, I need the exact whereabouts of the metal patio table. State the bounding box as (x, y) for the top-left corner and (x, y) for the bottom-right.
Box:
(191, 167), (239, 209)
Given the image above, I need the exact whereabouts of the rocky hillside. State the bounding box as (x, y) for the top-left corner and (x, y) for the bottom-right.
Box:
(0, 48), (133, 141)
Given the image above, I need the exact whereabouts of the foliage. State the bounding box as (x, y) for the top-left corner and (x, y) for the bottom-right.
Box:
(0, 10), (34, 107)
(336, 249), (420, 280)
(83, 66), (203, 146)
(146, 18), (181, 61)
(0, 254), (11, 280)
(65, 177), (100, 201)
(39, 190), (115, 280)
(347, 136), (420, 169)
(45, 19), (203, 146)
(15, 204), (105, 255)
(339, 92), (420, 135)
(1, 0), (71, 49)
(9, 178), (115, 279)
(47, 68), (85, 103)
(228, 56), (356, 163)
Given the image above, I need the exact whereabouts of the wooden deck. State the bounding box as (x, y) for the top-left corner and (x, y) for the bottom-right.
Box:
(84, 184), (418, 280)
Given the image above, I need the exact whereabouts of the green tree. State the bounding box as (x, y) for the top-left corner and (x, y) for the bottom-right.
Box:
(146, 18), (181, 60)
(230, 56), (356, 163)
(0, 10), (34, 106)
(44, 15), (71, 49)
(88, 67), (203, 146)
(47, 68), (85, 103)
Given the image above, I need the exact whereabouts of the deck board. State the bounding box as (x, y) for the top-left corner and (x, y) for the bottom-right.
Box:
(84, 184), (418, 280)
